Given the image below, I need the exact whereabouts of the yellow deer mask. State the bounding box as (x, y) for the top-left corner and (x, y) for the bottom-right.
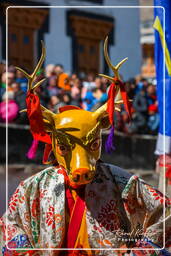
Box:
(18, 37), (129, 188)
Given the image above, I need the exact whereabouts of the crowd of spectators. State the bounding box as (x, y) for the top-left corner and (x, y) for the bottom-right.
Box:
(0, 62), (159, 135)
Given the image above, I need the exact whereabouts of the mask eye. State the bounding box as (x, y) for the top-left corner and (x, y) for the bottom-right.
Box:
(90, 138), (101, 151)
(57, 144), (69, 156)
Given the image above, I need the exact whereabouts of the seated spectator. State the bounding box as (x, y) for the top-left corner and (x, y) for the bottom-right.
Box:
(47, 76), (61, 97)
(82, 90), (96, 111)
(0, 62), (5, 76)
(55, 64), (71, 91)
(45, 64), (55, 77)
(11, 82), (28, 124)
(94, 77), (102, 89)
(91, 88), (108, 111)
(2, 71), (15, 92)
(0, 91), (19, 123)
(0, 73), (6, 101)
(15, 69), (28, 93)
(54, 64), (64, 76)
(135, 78), (148, 94)
(70, 73), (78, 82)
(101, 76), (110, 92)
(12, 82), (26, 109)
(71, 78), (81, 106)
(146, 84), (157, 105)
(128, 88), (148, 134)
(82, 73), (96, 90)
(48, 95), (65, 113)
(0, 62), (160, 136)
(63, 93), (74, 106)
(147, 104), (159, 134)
(125, 79), (136, 100)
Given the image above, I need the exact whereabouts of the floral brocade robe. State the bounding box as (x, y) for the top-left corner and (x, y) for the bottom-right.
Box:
(0, 162), (171, 256)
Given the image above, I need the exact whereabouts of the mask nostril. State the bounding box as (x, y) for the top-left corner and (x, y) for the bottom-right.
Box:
(72, 174), (80, 182)
(84, 173), (89, 180)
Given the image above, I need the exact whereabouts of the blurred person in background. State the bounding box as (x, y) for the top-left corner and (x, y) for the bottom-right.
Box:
(135, 78), (148, 94)
(147, 104), (159, 134)
(81, 73), (96, 110)
(0, 61), (160, 137)
(48, 95), (65, 113)
(0, 73), (6, 101)
(55, 64), (71, 91)
(91, 87), (107, 111)
(3, 71), (15, 92)
(82, 89), (95, 111)
(15, 68), (28, 93)
(101, 76), (110, 92)
(82, 73), (95, 90)
(54, 64), (64, 76)
(70, 78), (82, 106)
(0, 91), (19, 123)
(125, 78), (136, 100)
(146, 84), (159, 134)
(63, 92), (73, 106)
(45, 64), (55, 78)
(47, 75), (61, 97)
(94, 76), (102, 89)
(38, 65), (56, 106)
(128, 88), (148, 134)
(114, 109), (130, 133)
(146, 84), (157, 106)
(0, 62), (6, 100)
(11, 82), (28, 124)
(70, 73), (78, 83)
(0, 62), (5, 76)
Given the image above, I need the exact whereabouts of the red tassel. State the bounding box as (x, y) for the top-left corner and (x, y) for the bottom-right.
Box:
(119, 83), (132, 119)
(26, 139), (39, 159)
(107, 83), (116, 125)
(106, 78), (132, 125)
(26, 92), (51, 144)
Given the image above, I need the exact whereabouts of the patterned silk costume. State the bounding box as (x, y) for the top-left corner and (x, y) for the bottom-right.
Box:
(1, 38), (171, 255)
(1, 163), (171, 255)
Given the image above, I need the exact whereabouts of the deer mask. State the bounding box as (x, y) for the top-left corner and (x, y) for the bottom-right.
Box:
(18, 36), (131, 188)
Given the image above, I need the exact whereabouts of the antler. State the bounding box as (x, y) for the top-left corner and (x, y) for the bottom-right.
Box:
(99, 36), (128, 82)
(16, 41), (46, 93)
(17, 42), (56, 128)
(100, 36), (128, 104)
(94, 36), (131, 117)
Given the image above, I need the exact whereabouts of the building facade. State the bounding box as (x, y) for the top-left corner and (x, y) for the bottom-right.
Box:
(1, 0), (141, 80)
(140, 0), (155, 79)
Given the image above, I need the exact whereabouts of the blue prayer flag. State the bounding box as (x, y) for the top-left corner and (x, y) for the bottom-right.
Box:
(154, 0), (171, 154)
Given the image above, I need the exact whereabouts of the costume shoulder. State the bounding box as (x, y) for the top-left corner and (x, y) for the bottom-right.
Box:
(0, 165), (66, 252)
(98, 162), (171, 251)
(97, 161), (132, 189)
(22, 166), (60, 186)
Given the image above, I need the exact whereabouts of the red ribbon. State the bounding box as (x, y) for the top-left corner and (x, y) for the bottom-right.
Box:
(107, 78), (132, 125)
(66, 190), (85, 249)
(58, 167), (86, 250)
(107, 82), (116, 125)
(26, 91), (51, 144)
